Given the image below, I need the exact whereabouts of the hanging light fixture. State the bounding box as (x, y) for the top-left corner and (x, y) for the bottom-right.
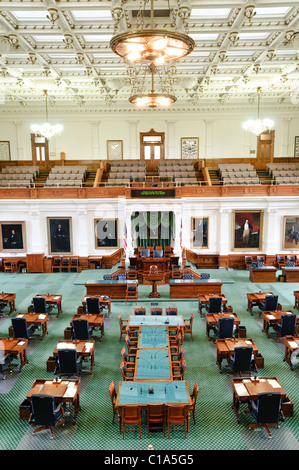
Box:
(110, 0), (194, 65)
(31, 90), (63, 139)
(129, 64), (176, 108)
(242, 87), (274, 135)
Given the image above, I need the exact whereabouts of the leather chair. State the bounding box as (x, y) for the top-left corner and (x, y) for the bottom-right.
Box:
(274, 313), (297, 339)
(258, 295), (279, 313)
(57, 347), (82, 377)
(249, 392), (282, 438)
(86, 297), (102, 315)
(11, 317), (35, 340)
(214, 316), (234, 340)
(32, 297), (51, 314)
(228, 346), (253, 377)
(31, 394), (65, 439)
(72, 318), (92, 340)
(205, 297), (223, 314)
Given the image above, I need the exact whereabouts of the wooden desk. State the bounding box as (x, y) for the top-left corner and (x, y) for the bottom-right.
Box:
(261, 310), (298, 338)
(283, 336), (299, 370)
(231, 376), (289, 423)
(294, 291), (299, 310)
(26, 378), (81, 424)
(31, 294), (63, 316)
(169, 279), (223, 299)
(143, 273), (165, 298)
(13, 313), (48, 339)
(249, 266), (277, 283)
(205, 313), (240, 340)
(215, 338), (258, 372)
(198, 294), (228, 317)
(0, 292), (16, 314)
(71, 313), (105, 341)
(246, 291), (281, 315)
(0, 337), (28, 372)
(115, 380), (191, 409)
(82, 295), (111, 316)
(88, 256), (102, 269)
(26, 253), (44, 273)
(53, 340), (95, 373)
(85, 280), (138, 299)
(282, 267), (299, 283)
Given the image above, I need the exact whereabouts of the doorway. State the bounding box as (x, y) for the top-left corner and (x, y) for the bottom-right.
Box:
(31, 133), (49, 169)
(140, 129), (165, 173)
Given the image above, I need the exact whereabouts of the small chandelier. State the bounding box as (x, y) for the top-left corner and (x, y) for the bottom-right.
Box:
(129, 64), (176, 108)
(110, 0), (194, 65)
(242, 87), (274, 135)
(31, 90), (63, 139)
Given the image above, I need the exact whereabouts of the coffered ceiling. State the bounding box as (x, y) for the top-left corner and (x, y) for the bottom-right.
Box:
(0, 0), (298, 114)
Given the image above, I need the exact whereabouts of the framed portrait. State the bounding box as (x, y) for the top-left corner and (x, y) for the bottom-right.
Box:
(47, 217), (72, 255)
(232, 210), (263, 251)
(191, 217), (209, 249)
(95, 218), (118, 249)
(294, 136), (299, 158)
(0, 221), (26, 252)
(283, 216), (299, 250)
(181, 137), (199, 159)
(107, 140), (123, 160)
(0, 141), (11, 161)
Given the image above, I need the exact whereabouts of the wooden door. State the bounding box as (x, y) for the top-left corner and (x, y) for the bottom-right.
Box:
(256, 130), (275, 169)
(140, 129), (165, 173)
(31, 134), (49, 170)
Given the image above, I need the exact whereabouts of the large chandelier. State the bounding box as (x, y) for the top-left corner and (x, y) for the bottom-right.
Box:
(242, 87), (274, 135)
(31, 90), (63, 139)
(129, 64), (176, 108)
(110, 0), (195, 65)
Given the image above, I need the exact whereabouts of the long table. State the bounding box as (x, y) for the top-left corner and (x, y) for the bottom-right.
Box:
(169, 279), (223, 298)
(85, 280), (138, 299)
(128, 315), (185, 329)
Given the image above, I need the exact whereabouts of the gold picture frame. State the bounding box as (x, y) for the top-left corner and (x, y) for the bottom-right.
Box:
(191, 217), (209, 249)
(0, 221), (26, 253)
(181, 137), (199, 159)
(94, 218), (118, 249)
(283, 216), (299, 250)
(47, 217), (72, 255)
(294, 136), (299, 158)
(0, 141), (11, 161)
(232, 210), (263, 251)
(107, 140), (123, 160)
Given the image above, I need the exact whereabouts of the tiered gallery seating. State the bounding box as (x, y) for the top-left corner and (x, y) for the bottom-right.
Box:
(44, 165), (87, 187)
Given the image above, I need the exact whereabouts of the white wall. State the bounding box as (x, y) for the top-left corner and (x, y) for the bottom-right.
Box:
(0, 196), (298, 258)
(0, 109), (298, 161)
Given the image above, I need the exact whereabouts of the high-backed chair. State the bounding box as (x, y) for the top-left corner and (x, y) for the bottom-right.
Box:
(125, 335), (137, 356)
(61, 258), (71, 272)
(228, 346), (253, 376)
(184, 313), (194, 341)
(57, 347), (82, 377)
(140, 248), (150, 258)
(257, 256), (265, 264)
(121, 346), (135, 366)
(146, 404), (165, 437)
(150, 308), (163, 316)
(172, 359), (186, 381)
(122, 405), (142, 440)
(125, 284), (138, 305)
(274, 314), (297, 339)
(32, 297), (51, 314)
(86, 297), (102, 315)
(165, 307), (178, 316)
(245, 256), (253, 270)
(4, 262), (14, 274)
(287, 255), (295, 263)
(171, 346), (185, 369)
(153, 249), (163, 258)
(171, 265), (181, 279)
(52, 257), (62, 273)
(249, 392), (282, 438)
(109, 381), (121, 432)
(69, 257), (80, 272)
(166, 404), (188, 439)
(205, 297), (223, 314)
(11, 317), (35, 339)
(276, 255), (286, 269)
(134, 307), (146, 316)
(258, 295), (278, 313)
(31, 394), (65, 439)
(72, 318), (92, 340)
(214, 316), (234, 339)
(120, 360), (134, 381)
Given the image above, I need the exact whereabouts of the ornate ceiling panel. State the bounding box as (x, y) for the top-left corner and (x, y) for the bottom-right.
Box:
(0, 0), (297, 113)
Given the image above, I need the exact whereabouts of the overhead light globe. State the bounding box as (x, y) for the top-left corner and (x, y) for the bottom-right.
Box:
(129, 92), (176, 108)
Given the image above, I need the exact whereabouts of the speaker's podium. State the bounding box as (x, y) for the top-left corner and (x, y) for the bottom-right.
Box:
(143, 265), (165, 298)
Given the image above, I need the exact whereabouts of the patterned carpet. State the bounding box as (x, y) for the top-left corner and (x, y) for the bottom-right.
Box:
(0, 266), (298, 451)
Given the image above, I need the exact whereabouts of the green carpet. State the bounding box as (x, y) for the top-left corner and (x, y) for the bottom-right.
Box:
(0, 266), (298, 451)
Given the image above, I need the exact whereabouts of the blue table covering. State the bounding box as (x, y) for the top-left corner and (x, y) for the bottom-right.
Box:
(128, 315), (184, 326)
(138, 326), (168, 349)
(118, 381), (190, 404)
(136, 349), (170, 380)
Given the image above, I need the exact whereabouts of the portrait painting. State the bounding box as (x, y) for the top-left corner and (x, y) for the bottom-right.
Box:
(191, 217), (209, 249)
(283, 216), (299, 250)
(0, 221), (26, 252)
(47, 217), (72, 255)
(95, 218), (118, 249)
(232, 211), (263, 251)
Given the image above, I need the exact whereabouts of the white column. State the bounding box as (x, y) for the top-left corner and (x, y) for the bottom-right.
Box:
(217, 208), (231, 255)
(281, 118), (291, 157)
(166, 120), (176, 158)
(14, 121), (25, 160)
(263, 208), (277, 254)
(129, 120), (138, 159)
(76, 205), (88, 256)
(91, 121), (100, 159)
(204, 119), (214, 159)
(28, 205), (42, 253)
